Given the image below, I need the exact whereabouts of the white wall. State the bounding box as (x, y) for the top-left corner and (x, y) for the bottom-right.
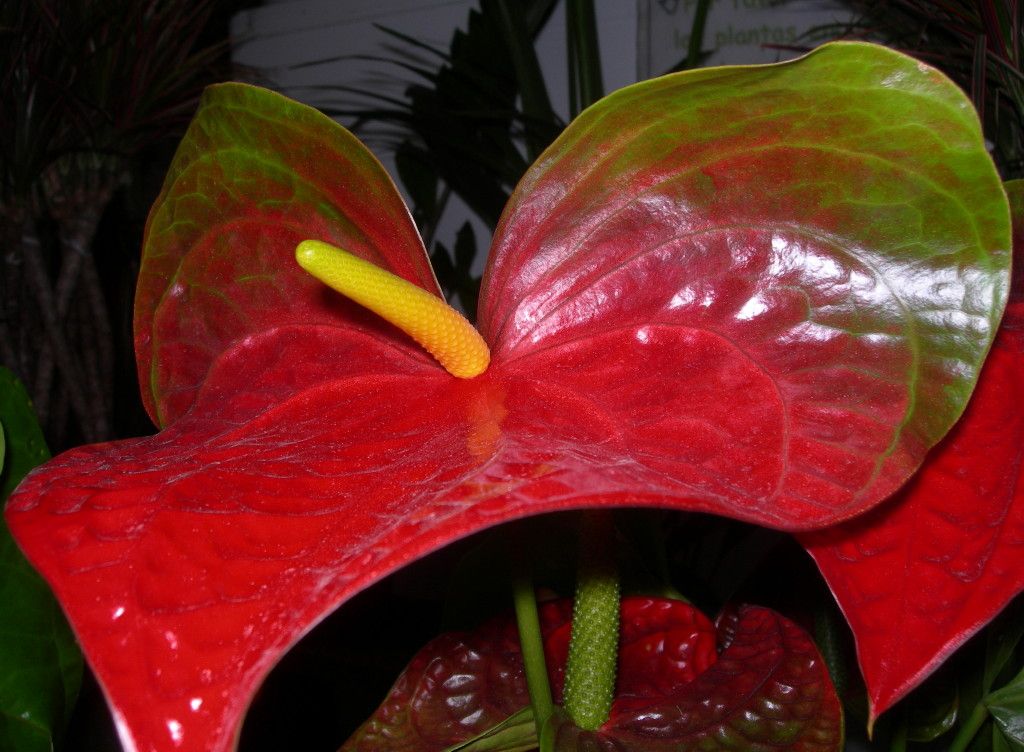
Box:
(231, 1), (482, 109)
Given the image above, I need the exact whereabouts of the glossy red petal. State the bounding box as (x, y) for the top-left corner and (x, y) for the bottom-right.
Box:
(135, 83), (438, 427)
(9, 324), (840, 752)
(10, 329), (450, 751)
(801, 304), (1024, 720)
(481, 42), (1009, 527)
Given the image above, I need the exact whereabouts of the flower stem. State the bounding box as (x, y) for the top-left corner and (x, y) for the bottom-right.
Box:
(948, 700), (989, 752)
(511, 545), (553, 739)
(888, 712), (907, 752)
(563, 509), (620, 730)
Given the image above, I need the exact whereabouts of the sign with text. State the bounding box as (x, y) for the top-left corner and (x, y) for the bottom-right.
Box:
(637, 0), (854, 77)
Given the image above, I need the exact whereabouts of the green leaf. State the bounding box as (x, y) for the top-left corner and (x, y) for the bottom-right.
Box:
(685, 0), (712, 70)
(454, 221), (477, 271)
(985, 598), (1024, 694)
(442, 707), (537, 752)
(0, 368), (82, 752)
(987, 664), (1024, 746)
(565, 0), (603, 115)
(493, 0), (555, 160)
(395, 141), (439, 225)
(0, 372), (48, 500)
(995, 721), (1024, 752)
(813, 600), (851, 702)
(453, 221), (480, 320)
(906, 681), (959, 742)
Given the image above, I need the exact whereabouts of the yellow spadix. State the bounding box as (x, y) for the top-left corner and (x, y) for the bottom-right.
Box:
(295, 240), (490, 378)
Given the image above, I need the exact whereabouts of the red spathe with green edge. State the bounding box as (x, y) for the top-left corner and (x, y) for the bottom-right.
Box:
(3, 42), (1011, 752)
(799, 179), (1024, 721)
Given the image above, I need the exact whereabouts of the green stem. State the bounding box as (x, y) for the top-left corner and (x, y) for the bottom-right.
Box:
(949, 699), (989, 752)
(494, 0), (555, 161)
(888, 711), (907, 752)
(566, 0), (604, 114)
(563, 509), (620, 731)
(685, 0), (712, 70)
(511, 550), (553, 739)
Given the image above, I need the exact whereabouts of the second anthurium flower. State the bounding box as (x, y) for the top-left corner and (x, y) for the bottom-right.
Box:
(343, 596), (843, 751)
(4, 41), (1011, 752)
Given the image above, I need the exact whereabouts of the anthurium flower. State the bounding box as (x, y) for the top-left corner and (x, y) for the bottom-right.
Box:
(342, 597), (841, 751)
(4, 42), (1010, 752)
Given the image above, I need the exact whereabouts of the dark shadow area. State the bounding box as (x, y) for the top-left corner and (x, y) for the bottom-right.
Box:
(231, 510), (825, 751)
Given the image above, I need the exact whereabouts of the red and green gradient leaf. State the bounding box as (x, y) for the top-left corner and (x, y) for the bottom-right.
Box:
(342, 597), (840, 752)
(135, 83), (440, 427)
(481, 43), (1009, 526)
(800, 179), (1024, 721)
(3, 43), (1010, 752)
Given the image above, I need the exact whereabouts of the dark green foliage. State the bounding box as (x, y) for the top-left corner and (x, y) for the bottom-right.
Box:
(0, 369), (82, 752)
(0, 0), (236, 450)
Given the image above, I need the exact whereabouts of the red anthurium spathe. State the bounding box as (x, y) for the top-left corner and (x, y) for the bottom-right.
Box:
(549, 604), (842, 751)
(4, 42), (1010, 752)
(342, 597), (841, 751)
(800, 180), (1024, 722)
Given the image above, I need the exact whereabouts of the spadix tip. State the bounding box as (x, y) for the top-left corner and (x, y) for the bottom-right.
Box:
(295, 239), (490, 379)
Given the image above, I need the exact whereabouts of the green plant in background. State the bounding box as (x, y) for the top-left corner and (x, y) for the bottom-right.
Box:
(323, 0), (716, 317)
(317, 0), (560, 317)
(0, 368), (81, 752)
(321, 0), (711, 317)
(325, 0), (659, 314)
(0, 0), (227, 449)
(319, 0), (712, 317)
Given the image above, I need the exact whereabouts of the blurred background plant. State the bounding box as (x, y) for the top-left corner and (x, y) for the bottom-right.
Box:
(313, 0), (580, 317)
(316, 0), (710, 317)
(0, 0), (240, 451)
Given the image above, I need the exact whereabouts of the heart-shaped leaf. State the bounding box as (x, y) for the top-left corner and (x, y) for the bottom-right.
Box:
(799, 181), (1024, 721)
(340, 599), (567, 752)
(4, 43), (1009, 752)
